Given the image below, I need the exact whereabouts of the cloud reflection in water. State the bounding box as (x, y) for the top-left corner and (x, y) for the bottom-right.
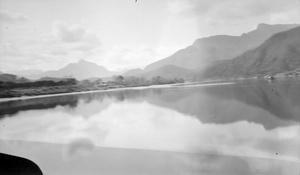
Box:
(0, 99), (299, 162)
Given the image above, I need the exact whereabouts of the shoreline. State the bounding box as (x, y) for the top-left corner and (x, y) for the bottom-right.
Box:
(0, 84), (169, 103)
(0, 82), (235, 103)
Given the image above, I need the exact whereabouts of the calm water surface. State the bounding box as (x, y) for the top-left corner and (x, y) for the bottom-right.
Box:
(0, 80), (299, 175)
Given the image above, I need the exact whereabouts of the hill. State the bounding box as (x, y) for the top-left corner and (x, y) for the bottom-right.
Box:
(203, 26), (300, 79)
(0, 74), (30, 83)
(35, 59), (114, 80)
(145, 24), (298, 71)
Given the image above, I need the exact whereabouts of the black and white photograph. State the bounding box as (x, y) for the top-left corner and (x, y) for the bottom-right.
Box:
(0, 0), (299, 174)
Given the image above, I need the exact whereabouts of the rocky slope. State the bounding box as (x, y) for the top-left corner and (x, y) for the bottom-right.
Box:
(203, 26), (300, 78)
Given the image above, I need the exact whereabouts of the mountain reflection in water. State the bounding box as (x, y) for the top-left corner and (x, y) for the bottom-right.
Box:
(0, 79), (299, 175)
(1, 79), (299, 129)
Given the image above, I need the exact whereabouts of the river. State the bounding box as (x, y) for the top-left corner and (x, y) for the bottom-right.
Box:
(0, 79), (299, 175)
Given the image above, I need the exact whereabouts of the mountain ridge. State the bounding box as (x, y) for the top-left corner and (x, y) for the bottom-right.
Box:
(9, 23), (299, 81)
(144, 23), (298, 72)
(203, 26), (300, 79)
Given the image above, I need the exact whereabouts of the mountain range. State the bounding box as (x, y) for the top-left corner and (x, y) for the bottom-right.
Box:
(143, 23), (298, 72)
(123, 23), (299, 80)
(203, 26), (300, 79)
(3, 23), (300, 81)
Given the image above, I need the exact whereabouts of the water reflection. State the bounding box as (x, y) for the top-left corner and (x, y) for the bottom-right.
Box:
(66, 138), (96, 158)
(145, 81), (300, 130)
(1, 140), (298, 175)
(0, 80), (299, 174)
(0, 95), (79, 117)
(1, 80), (299, 130)
(0, 89), (159, 117)
(205, 80), (300, 123)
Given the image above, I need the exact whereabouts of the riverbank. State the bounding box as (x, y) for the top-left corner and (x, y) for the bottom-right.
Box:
(0, 81), (237, 103)
(0, 83), (177, 102)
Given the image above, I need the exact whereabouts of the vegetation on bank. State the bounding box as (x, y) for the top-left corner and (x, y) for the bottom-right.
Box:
(0, 75), (184, 98)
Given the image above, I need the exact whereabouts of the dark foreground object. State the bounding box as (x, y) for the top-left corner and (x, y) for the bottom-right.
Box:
(0, 153), (43, 175)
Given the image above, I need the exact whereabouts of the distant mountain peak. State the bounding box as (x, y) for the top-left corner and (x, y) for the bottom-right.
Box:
(77, 59), (90, 64)
(34, 59), (113, 80)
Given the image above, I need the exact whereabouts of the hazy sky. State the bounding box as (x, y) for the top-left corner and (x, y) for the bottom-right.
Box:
(0, 0), (299, 71)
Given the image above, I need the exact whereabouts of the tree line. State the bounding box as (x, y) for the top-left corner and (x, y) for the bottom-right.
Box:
(112, 75), (184, 86)
(0, 75), (184, 90)
(0, 78), (77, 89)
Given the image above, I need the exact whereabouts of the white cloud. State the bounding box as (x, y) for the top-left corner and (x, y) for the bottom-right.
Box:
(53, 21), (100, 45)
(53, 21), (86, 42)
(0, 10), (27, 24)
(269, 10), (299, 24)
(51, 21), (101, 53)
(0, 21), (103, 71)
(96, 46), (180, 71)
(167, 0), (299, 24)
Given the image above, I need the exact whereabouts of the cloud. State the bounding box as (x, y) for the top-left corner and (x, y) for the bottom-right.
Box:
(51, 21), (101, 54)
(53, 21), (86, 42)
(167, 0), (298, 24)
(0, 20), (105, 71)
(269, 10), (299, 24)
(100, 46), (178, 70)
(53, 21), (100, 45)
(0, 11), (27, 24)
